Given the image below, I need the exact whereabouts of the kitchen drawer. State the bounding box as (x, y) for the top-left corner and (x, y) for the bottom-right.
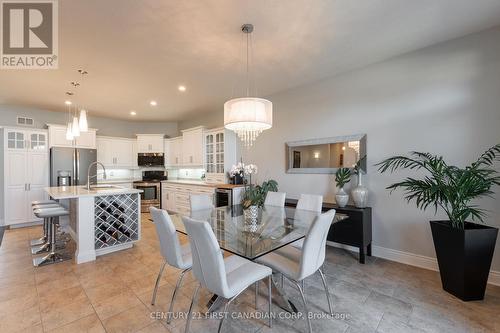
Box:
(175, 192), (190, 205)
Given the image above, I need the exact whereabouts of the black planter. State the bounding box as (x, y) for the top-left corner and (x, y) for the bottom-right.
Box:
(430, 220), (498, 301)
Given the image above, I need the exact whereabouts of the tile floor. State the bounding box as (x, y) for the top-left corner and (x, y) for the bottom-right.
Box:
(0, 214), (499, 333)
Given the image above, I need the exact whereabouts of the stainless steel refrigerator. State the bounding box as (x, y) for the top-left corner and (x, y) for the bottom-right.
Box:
(50, 147), (97, 187)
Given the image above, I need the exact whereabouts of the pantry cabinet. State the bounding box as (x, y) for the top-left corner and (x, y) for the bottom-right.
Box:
(136, 134), (164, 153)
(97, 136), (135, 168)
(2, 127), (49, 226)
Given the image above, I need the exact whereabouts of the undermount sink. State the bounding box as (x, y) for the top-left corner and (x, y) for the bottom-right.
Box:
(88, 184), (120, 190)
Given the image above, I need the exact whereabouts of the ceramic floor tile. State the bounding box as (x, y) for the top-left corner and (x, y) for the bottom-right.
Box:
(0, 305), (41, 332)
(40, 296), (95, 331)
(102, 304), (155, 333)
(93, 289), (143, 320)
(47, 313), (105, 333)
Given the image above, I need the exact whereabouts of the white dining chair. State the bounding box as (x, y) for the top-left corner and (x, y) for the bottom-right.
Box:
(264, 191), (286, 207)
(291, 194), (323, 250)
(190, 194), (213, 211)
(296, 194), (323, 212)
(256, 209), (336, 333)
(182, 216), (273, 333)
(149, 207), (193, 324)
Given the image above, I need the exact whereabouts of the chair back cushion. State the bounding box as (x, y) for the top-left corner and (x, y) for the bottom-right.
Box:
(149, 207), (186, 269)
(296, 194), (323, 212)
(190, 194), (213, 211)
(182, 216), (228, 296)
(264, 191), (286, 207)
(299, 209), (336, 279)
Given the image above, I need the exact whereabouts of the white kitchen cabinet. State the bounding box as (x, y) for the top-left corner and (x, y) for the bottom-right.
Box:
(136, 134), (164, 153)
(161, 181), (214, 214)
(2, 128), (49, 226)
(47, 124), (97, 149)
(204, 128), (237, 182)
(166, 137), (182, 167)
(181, 126), (204, 166)
(97, 136), (135, 168)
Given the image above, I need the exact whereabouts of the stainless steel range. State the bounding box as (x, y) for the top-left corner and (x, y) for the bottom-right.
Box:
(133, 170), (167, 212)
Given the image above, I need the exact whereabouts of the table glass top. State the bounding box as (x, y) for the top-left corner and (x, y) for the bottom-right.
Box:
(170, 205), (347, 260)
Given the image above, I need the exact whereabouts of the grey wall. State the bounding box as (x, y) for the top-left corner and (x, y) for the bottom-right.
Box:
(0, 105), (179, 138)
(180, 27), (500, 271)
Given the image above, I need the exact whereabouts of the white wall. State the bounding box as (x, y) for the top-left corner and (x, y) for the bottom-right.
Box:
(0, 105), (179, 138)
(181, 26), (500, 272)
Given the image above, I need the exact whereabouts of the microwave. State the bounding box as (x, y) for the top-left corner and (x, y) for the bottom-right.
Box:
(137, 153), (165, 167)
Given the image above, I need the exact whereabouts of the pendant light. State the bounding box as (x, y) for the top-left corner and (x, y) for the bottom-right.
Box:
(224, 24), (272, 147)
(65, 102), (74, 140)
(77, 69), (89, 132)
(72, 113), (80, 137)
(79, 109), (88, 132)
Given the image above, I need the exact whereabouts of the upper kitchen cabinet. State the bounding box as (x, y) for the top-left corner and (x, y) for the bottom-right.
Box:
(204, 127), (237, 182)
(136, 134), (164, 153)
(47, 124), (97, 149)
(166, 137), (182, 167)
(96, 136), (135, 168)
(181, 126), (204, 166)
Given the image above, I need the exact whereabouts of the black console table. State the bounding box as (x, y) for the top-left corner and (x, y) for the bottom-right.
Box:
(285, 199), (372, 264)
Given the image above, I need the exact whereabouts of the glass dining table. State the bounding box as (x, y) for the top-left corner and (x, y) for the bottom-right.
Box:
(169, 205), (347, 313)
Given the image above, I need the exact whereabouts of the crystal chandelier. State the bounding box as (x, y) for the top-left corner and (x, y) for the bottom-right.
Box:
(224, 24), (272, 147)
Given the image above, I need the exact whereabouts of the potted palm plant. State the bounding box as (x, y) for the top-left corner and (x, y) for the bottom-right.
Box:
(377, 144), (500, 301)
(335, 168), (351, 207)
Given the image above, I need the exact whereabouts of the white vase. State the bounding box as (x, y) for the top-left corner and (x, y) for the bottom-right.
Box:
(335, 187), (349, 208)
(352, 173), (368, 208)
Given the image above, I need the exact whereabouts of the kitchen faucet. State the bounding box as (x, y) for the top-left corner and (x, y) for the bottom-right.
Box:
(86, 162), (107, 190)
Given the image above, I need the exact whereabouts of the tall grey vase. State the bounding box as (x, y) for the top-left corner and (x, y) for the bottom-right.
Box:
(352, 173), (368, 208)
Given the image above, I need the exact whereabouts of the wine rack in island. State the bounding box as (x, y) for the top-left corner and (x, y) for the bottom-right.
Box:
(94, 193), (140, 250)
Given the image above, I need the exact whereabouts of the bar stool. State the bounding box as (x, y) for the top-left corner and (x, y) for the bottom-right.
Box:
(33, 207), (72, 267)
(31, 203), (64, 254)
(30, 200), (59, 246)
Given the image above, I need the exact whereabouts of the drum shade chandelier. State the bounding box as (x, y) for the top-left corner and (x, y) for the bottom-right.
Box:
(224, 24), (272, 147)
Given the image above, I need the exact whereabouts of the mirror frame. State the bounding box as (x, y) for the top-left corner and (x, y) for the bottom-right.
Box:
(285, 134), (367, 174)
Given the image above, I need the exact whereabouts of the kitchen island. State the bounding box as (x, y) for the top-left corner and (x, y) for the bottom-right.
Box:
(45, 185), (143, 264)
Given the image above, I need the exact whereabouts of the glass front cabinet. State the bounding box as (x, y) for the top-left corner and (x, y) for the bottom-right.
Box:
(204, 128), (237, 182)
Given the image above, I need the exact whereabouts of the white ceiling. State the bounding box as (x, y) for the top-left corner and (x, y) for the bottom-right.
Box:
(2, 0), (500, 121)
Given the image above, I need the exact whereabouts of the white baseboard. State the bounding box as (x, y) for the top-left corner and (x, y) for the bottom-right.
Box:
(326, 241), (500, 286)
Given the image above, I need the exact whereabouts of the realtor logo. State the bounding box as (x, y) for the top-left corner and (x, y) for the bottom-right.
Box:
(1, 0), (58, 69)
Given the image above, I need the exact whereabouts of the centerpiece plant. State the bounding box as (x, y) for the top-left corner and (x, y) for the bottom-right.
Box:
(376, 144), (500, 301)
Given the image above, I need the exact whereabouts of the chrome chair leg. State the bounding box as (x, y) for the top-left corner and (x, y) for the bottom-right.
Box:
(281, 273), (284, 288)
(151, 261), (166, 305)
(268, 275), (272, 328)
(318, 269), (333, 315)
(185, 283), (201, 333)
(218, 288), (244, 333)
(255, 281), (259, 309)
(294, 281), (312, 333)
(301, 279), (305, 292)
(167, 267), (190, 324)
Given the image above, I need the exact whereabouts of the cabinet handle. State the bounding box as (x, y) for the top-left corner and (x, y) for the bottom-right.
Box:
(190, 156), (193, 163)
(28, 183), (31, 191)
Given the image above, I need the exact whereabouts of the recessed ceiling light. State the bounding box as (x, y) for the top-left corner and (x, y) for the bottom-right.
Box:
(64, 100), (72, 105)
(130, 111), (137, 116)
(178, 85), (186, 92)
(150, 100), (157, 106)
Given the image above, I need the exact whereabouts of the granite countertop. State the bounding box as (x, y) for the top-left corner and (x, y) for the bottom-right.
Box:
(161, 179), (245, 188)
(45, 185), (143, 199)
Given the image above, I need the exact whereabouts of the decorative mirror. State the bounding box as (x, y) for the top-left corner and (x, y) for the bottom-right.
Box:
(285, 134), (367, 174)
